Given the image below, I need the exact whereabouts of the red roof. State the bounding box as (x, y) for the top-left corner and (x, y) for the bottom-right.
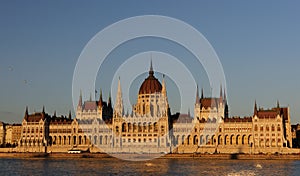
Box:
(200, 98), (222, 108)
(139, 75), (162, 94)
(255, 107), (288, 119)
(83, 101), (97, 111)
(257, 110), (278, 119)
(25, 112), (47, 122)
(174, 114), (193, 123)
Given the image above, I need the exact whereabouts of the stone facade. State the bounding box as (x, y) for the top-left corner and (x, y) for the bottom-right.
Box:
(9, 62), (294, 154)
(0, 122), (4, 145)
(0, 122), (21, 146)
(18, 107), (50, 152)
(111, 74), (171, 153)
(4, 125), (12, 145)
(173, 96), (292, 154)
(11, 124), (22, 145)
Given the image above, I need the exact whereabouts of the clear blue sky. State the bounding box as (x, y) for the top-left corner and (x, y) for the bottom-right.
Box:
(0, 0), (300, 124)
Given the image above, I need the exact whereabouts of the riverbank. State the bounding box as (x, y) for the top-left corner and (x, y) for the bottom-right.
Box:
(1, 152), (300, 160)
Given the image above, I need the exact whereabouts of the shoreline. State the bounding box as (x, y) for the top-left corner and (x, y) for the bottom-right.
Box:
(1, 152), (300, 160)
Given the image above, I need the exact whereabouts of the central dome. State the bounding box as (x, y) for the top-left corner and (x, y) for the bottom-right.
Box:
(138, 61), (162, 94)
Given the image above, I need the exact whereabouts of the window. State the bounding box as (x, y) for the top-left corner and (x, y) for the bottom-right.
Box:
(277, 125), (281, 131)
(161, 125), (165, 133)
(260, 126), (263, 132)
(271, 125), (275, 132)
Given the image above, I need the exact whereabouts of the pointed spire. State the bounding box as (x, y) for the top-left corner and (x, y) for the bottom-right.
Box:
(219, 84), (223, 102)
(117, 77), (122, 96)
(68, 110), (72, 119)
(225, 103), (229, 118)
(254, 100), (258, 115)
(162, 74), (167, 96)
(150, 57), (153, 71)
(149, 57), (154, 76)
(131, 105), (134, 116)
(54, 110), (57, 117)
(277, 100), (280, 108)
(114, 77), (123, 116)
(196, 84), (199, 104)
(223, 88), (227, 102)
(78, 90), (82, 107)
(25, 106), (29, 116)
(201, 88), (204, 99)
(108, 92), (112, 108)
(220, 84), (223, 98)
(98, 88), (103, 107)
(24, 106), (29, 120)
(42, 105), (45, 113)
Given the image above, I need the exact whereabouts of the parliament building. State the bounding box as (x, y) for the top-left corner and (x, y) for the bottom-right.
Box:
(16, 62), (295, 154)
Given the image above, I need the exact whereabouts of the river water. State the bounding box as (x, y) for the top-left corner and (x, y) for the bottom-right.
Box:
(0, 157), (299, 176)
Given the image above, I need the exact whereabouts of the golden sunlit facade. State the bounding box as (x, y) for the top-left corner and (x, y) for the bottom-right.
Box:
(4, 62), (295, 154)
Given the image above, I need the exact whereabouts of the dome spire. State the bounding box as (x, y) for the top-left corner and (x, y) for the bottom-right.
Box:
(138, 58), (162, 94)
(149, 57), (154, 76)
